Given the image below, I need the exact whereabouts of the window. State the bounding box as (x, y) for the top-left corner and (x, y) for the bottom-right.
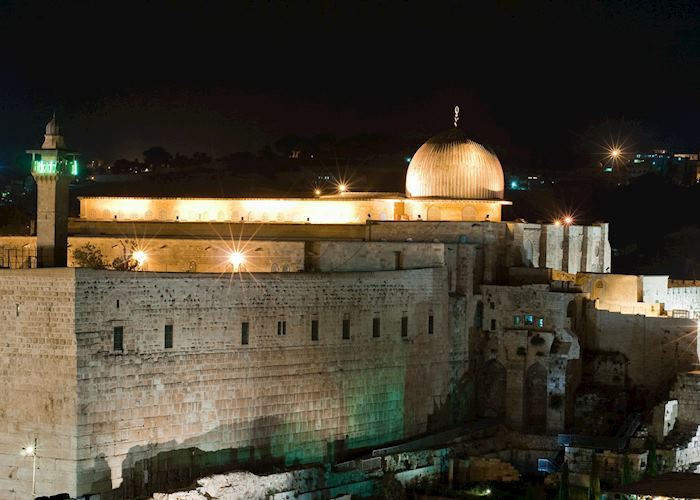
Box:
(342, 319), (350, 340)
(428, 315), (434, 335)
(513, 315), (521, 326)
(241, 322), (249, 345)
(401, 316), (408, 337)
(537, 317), (544, 328)
(113, 326), (123, 351)
(277, 321), (286, 336)
(525, 314), (534, 326)
(311, 320), (319, 341)
(373, 317), (381, 338)
(164, 324), (173, 349)
(490, 319), (496, 331)
(489, 302), (495, 310)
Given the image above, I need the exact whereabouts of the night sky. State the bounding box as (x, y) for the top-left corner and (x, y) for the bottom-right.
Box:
(2, 1), (700, 168)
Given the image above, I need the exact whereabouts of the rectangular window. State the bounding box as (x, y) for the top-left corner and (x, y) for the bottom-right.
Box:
(513, 315), (521, 326)
(113, 326), (123, 351)
(241, 322), (249, 345)
(428, 315), (434, 335)
(537, 317), (544, 328)
(342, 319), (350, 340)
(490, 319), (496, 331)
(311, 319), (319, 341)
(164, 324), (173, 349)
(525, 314), (534, 326)
(373, 317), (381, 338)
(277, 320), (286, 336)
(401, 316), (408, 337)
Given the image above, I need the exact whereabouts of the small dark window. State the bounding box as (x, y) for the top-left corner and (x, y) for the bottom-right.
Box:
(428, 315), (434, 335)
(489, 302), (495, 310)
(537, 317), (544, 328)
(277, 321), (286, 336)
(373, 317), (381, 338)
(401, 316), (408, 337)
(513, 315), (521, 326)
(241, 322), (249, 345)
(116, 299), (120, 309)
(525, 314), (534, 326)
(164, 324), (173, 349)
(342, 319), (350, 340)
(311, 319), (319, 341)
(490, 319), (496, 331)
(113, 326), (123, 351)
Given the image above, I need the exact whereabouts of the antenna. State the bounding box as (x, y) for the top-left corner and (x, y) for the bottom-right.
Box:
(454, 106), (460, 128)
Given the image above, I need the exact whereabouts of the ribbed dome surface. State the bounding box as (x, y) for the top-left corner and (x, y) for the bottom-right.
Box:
(405, 129), (504, 199)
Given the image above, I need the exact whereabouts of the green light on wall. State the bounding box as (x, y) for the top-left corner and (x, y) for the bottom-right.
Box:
(32, 159), (78, 175)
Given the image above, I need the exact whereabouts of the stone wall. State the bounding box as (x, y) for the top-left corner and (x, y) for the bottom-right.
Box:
(477, 284), (583, 433)
(71, 267), (463, 498)
(0, 269), (78, 499)
(582, 302), (699, 397)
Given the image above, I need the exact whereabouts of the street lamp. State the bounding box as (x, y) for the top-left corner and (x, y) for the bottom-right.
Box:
(22, 438), (37, 497)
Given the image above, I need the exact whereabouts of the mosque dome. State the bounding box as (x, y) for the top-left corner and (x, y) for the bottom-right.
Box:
(405, 128), (504, 199)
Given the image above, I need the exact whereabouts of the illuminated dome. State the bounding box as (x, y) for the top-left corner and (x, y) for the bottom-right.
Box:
(405, 128), (504, 199)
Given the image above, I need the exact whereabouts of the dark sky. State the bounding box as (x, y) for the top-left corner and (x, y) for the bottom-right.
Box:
(2, 1), (700, 168)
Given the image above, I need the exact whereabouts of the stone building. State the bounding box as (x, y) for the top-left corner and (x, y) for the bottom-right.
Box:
(0, 116), (698, 498)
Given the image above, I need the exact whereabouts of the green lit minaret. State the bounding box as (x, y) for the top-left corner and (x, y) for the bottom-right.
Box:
(27, 113), (79, 267)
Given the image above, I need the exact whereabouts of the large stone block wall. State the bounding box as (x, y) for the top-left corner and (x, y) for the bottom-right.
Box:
(477, 285), (583, 433)
(72, 267), (465, 498)
(0, 269), (78, 499)
(314, 241), (444, 272)
(583, 302), (699, 397)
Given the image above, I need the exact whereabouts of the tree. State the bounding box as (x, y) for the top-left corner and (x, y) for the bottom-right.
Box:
(143, 146), (172, 168)
(72, 243), (108, 269)
(646, 436), (658, 477)
(588, 454), (600, 500)
(111, 240), (139, 271)
(558, 461), (570, 500)
(622, 455), (632, 485)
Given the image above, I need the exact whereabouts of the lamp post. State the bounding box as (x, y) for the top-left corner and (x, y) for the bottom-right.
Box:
(23, 438), (38, 497)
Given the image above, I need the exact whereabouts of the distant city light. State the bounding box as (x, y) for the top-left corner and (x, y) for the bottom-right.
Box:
(510, 180), (518, 189)
(405, 157), (412, 163)
(228, 251), (245, 269)
(611, 148), (621, 158)
(132, 250), (147, 266)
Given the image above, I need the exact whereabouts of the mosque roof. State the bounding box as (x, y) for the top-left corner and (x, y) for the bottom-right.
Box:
(405, 128), (504, 200)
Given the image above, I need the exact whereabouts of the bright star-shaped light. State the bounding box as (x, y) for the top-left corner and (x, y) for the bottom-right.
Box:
(132, 250), (147, 266)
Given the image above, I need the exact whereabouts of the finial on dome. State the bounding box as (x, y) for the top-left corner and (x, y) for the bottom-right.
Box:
(453, 106), (460, 128)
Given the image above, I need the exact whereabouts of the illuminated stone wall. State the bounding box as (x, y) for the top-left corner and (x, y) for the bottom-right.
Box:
(477, 284), (583, 433)
(77, 196), (505, 223)
(71, 267), (461, 497)
(582, 300), (698, 398)
(0, 269), (78, 499)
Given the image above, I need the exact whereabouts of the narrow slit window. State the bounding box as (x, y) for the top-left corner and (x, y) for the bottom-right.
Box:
(342, 319), (350, 340)
(113, 326), (123, 352)
(490, 319), (496, 331)
(373, 317), (381, 338)
(311, 319), (319, 341)
(428, 315), (434, 335)
(241, 322), (249, 345)
(401, 316), (408, 337)
(164, 324), (173, 349)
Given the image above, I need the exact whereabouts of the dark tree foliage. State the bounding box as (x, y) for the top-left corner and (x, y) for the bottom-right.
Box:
(72, 243), (108, 269)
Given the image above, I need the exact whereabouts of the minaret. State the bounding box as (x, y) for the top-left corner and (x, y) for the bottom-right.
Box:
(27, 114), (79, 267)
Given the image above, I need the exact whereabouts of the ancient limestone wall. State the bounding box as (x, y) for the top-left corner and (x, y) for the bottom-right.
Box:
(477, 285), (584, 433)
(0, 269), (78, 499)
(72, 267), (465, 498)
(313, 241), (444, 272)
(666, 284), (700, 318)
(582, 302), (699, 397)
